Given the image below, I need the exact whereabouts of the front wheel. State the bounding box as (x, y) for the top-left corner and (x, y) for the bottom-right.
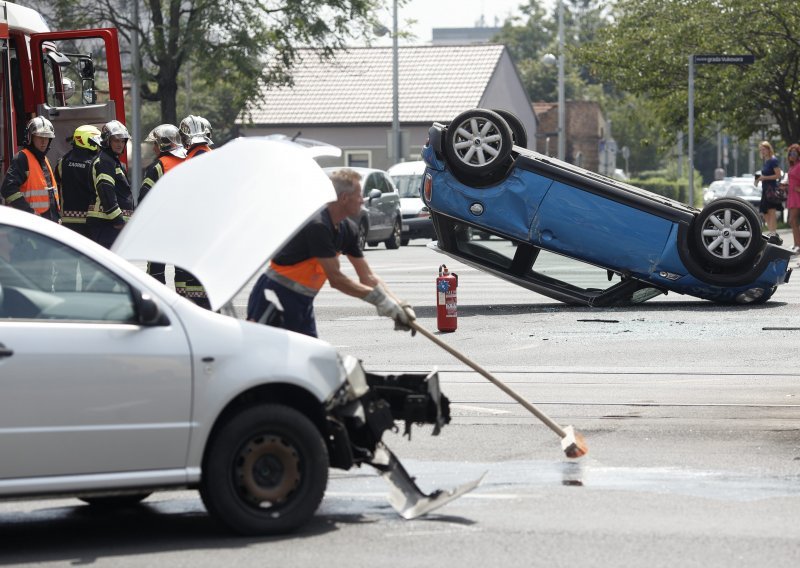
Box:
(385, 218), (401, 249)
(200, 404), (329, 535)
(692, 198), (762, 268)
(444, 108), (513, 183)
(357, 221), (368, 251)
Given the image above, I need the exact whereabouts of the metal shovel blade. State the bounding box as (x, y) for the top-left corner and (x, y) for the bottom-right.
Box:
(369, 444), (485, 520)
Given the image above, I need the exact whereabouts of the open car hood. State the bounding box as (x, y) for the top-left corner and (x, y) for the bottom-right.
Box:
(113, 137), (339, 310)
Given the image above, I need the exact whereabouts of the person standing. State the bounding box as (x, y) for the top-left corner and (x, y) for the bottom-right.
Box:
(786, 144), (800, 254)
(1, 116), (60, 223)
(88, 120), (133, 248)
(179, 115), (213, 157)
(138, 124), (186, 285)
(56, 125), (102, 238)
(246, 168), (413, 337)
(756, 141), (783, 245)
(174, 115), (213, 308)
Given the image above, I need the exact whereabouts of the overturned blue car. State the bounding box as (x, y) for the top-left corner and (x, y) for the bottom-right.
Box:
(422, 108), (793, 306)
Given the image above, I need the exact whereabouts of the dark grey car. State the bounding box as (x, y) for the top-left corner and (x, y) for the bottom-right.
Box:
(324, 167), (403, 250)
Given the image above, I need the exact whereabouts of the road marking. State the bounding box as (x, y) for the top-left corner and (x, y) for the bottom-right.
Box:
(451, 403), (510, 415)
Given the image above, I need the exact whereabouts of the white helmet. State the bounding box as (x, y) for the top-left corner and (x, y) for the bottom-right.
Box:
(145, 124), (186, 157)
(179, 115), (213, 147)
(100, 120), (131, 150)
(25, 116), (56, 145)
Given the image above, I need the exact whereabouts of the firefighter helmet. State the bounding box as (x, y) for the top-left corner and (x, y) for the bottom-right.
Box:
(145, 124), (186, 157)
(24, 116), (56, 145)
(72, 124), (102, 151)
(179, 115), (213, 147)
(100, 120), (131, 151)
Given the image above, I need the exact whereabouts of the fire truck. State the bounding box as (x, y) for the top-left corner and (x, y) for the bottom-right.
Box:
(1, 1), (125, 178)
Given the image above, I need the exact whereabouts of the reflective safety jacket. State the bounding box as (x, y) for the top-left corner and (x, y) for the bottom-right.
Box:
(0, 148), (58, 215)
(138, 154), (185, 203)
(56, 146), (98, 226)
(89, 148), (133, 223)
(186, 144), (211, 159)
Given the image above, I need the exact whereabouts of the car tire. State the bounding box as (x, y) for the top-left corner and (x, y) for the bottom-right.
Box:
(357, 221), (368, 251)
(80, 493), (151, 508)
(199, 403), (328, 536)
(385, 218), (401, 249)
(691, 198), (762, 268)
(492, 109), (527, 149)
(444, 108), (513, 183)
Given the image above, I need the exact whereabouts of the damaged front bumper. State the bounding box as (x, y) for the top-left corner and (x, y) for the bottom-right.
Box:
(324, 356), (482, 519)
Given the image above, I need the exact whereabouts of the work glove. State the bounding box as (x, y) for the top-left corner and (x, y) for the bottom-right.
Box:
(363, 284), (416, 333)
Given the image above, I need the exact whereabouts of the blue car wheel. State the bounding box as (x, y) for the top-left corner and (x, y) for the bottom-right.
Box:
(444, 108), (513, 183)
(691, 198), (762, 268)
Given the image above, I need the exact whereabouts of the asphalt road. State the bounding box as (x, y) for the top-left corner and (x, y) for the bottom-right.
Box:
(1, 235), (799, 567)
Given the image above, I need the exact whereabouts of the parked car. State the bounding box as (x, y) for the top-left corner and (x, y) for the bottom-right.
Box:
(387, 161), (435, 245)
(421, 108), (793, 305)
(324, 166), (402, 250)
(721, 176), (761, 212)
(0, 139), (478, 536)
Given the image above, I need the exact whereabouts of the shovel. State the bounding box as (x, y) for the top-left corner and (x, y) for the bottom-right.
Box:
(408, 320), (588, 458)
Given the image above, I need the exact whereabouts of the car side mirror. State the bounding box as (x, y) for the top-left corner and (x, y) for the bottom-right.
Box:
(135, 291), (169, 326)
(368, 188), (382, 203)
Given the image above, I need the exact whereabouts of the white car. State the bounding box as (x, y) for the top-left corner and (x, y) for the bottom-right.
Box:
(0, 139), (478, 535)
(387, 160), (435, 245)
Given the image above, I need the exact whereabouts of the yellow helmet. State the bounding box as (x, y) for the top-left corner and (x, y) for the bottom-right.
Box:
(73, 124), (102, 151)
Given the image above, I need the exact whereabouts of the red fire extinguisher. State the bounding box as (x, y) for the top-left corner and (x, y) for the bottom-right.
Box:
(436, 264), (458, 332)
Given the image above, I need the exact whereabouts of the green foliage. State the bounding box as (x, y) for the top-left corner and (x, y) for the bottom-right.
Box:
(576, 0), (800, 146)
(29, 0), (386, 141)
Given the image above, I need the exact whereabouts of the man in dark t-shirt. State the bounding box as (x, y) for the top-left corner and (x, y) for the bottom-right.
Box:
(247, 168), (413, 337)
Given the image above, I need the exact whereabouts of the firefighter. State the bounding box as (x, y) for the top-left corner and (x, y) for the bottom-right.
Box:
(88, 120), (133, 248)
(174, 115), (212, 308)
(1, 116), (60, 222)
(179, 115), (213, 157)
(138, 124), (186, 285)
(56, 124), (102, 238)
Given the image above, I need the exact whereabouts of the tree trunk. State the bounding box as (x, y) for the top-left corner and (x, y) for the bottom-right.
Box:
(159, 75), (179, 126)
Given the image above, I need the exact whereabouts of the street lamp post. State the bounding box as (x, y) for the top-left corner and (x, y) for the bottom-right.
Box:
(131, 0), (141, 198)
(556, 0), (565, 162)
(391, 0), (400, 165)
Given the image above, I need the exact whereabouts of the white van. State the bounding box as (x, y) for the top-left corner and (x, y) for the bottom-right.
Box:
(387, 160), (435, 244)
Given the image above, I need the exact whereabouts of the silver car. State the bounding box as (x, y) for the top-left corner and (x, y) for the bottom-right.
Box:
(0, 138), (477, 535)
(324, 167), (403, 250)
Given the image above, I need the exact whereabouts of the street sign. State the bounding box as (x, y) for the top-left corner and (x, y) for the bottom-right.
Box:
(693, 54), (755, 65)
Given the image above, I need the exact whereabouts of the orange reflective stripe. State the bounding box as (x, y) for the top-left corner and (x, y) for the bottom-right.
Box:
(268, 258), (328, 294)
(20, 149), (58, 214)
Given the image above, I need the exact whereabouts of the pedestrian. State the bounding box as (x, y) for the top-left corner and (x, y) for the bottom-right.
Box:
(755, 141), (783, 245)
(246, 168), (414, 337)
(138, 124), (186, 284)
(56, 124), (102, 238)
(175, 115), (213, 308)
(1, 116), (60, 223)
(179, 115), (213, 157)
(786, 143), (800, 254)
(88, 120), (133, 248)
(53, 124), (102, 290)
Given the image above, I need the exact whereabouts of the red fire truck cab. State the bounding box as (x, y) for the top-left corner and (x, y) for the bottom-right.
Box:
(1, 1), (126, 178)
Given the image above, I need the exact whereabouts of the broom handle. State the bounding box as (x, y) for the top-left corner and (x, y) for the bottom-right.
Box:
(409, 321), (566, 438)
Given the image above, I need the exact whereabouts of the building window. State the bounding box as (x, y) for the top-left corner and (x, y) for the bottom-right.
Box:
(345, 151), (371, 168)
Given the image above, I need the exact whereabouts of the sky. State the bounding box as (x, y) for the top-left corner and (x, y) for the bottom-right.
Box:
(372, 0), (556, 46)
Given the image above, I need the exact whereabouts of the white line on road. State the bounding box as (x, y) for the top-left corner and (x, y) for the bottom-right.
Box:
(451, 403), (511, 415)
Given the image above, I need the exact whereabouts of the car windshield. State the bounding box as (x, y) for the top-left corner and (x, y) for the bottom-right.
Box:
(393, 174), (423, 198)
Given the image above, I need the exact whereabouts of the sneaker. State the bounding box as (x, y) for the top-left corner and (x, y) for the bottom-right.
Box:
(767, 233), (783, 245)
(792, 245), (800, 255)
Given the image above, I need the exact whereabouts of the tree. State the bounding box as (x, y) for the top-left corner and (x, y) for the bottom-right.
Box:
(29, 0), (385, 138)
(575, 0), (800, 147)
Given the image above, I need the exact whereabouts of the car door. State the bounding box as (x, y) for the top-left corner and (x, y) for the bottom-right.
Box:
(0, 223), (192, 479)
(362, 172), (389, 236)
(378, 173), (401, 228)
